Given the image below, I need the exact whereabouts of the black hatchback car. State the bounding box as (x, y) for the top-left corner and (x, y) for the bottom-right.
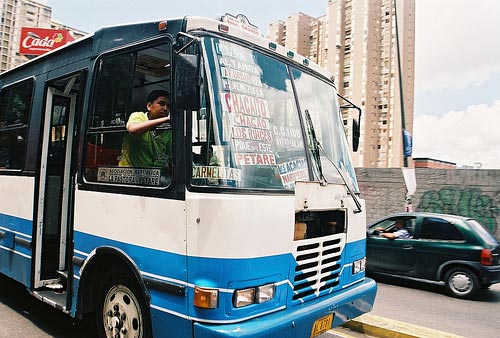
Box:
(366, 212), (500, 299)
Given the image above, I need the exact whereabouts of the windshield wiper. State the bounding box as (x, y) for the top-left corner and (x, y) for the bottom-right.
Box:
(304, 109), (327, 185)
(303, 109), (363, 214)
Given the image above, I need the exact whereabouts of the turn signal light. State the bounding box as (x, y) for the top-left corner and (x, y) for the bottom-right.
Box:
(194, 287), (218, 309)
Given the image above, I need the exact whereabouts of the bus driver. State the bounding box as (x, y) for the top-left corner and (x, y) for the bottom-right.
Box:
(119, 90), (173, 172)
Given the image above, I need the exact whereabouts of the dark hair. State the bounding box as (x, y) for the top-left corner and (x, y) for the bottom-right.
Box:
(147, 90), (169, 104)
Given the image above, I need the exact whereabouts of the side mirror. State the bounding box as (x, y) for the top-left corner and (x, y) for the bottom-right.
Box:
(337, 93), (362, 152)
(175, 53), (201, 111)
(352, 118), (360, 152)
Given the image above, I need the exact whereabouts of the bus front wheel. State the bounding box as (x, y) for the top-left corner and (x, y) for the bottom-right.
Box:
(96, 266), (152, 338)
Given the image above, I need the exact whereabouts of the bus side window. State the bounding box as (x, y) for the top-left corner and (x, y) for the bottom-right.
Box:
(0, 80), (33, 170)
(84, 42), (172, 187)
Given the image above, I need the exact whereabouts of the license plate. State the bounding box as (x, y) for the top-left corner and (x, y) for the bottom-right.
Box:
(310, 313), (334, 338)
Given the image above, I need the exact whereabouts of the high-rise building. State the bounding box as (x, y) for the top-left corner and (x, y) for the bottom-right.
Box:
(268, 0), (415, 168)
(0, 0), (86, 73)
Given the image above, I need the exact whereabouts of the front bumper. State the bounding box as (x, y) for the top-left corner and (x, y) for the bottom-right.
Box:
(193, 278), (377, 338)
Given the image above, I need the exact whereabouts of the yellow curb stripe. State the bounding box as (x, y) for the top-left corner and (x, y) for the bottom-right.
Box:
(342, 314), (464, 338)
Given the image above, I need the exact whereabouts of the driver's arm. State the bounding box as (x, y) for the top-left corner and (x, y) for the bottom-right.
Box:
(379, 232), (396, 239)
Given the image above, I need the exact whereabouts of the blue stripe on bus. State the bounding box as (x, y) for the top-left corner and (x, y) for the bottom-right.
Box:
(74, 231), (188, 282)
(0, 213), (33, 287)
(74, 231), (367, 325)
(74, 230), (292, 322)
(0, 219), (367, 327)
(0, 213), (33, 238)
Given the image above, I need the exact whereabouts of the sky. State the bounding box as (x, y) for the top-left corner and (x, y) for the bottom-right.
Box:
(46, 0), (500, 169)
(413, 0), (500, 169)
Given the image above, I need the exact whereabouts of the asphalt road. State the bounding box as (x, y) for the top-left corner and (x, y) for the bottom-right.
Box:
(0, 274), (94, 338)
(369, 274), (500, 338)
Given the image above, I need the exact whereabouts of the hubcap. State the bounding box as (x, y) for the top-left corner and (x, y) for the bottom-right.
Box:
(103, 285), (143, 338)
(450, 272), (472, 293)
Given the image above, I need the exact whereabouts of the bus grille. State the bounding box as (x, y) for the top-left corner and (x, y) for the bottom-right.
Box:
(292, 234), (345, 304)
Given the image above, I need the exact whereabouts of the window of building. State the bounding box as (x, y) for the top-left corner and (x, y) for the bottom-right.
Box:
(0, 80), (34, 170)
(84, 42), (172, 188)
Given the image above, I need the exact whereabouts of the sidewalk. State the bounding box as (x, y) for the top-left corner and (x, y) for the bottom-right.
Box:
(335, 314), (464, 338)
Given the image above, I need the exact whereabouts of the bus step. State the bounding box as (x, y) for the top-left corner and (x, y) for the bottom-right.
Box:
(32, 290), (68, 313)
(45, 283), (64, 291)
(56, 270), (68, 280)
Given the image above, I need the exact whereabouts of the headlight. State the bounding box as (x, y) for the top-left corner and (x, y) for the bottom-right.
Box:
(233, 283), (275, 308)
(256, 284), (275, 304)
(233, 288), (255, 308)
(352, 257), (366, 274)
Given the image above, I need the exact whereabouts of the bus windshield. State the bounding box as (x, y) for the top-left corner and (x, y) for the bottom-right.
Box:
(191, 37), (358, 192)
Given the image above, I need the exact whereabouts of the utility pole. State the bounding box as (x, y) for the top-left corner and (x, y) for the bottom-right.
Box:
(393, 0), (416, 212)
(393, 0), (409, 168)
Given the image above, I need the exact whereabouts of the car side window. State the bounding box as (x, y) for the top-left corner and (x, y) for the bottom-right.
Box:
(371, 219), (394, 231)
(419, 217), (465, 241)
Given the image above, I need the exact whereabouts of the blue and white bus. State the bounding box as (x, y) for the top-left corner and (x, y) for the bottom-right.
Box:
(0, 14), (376, 338)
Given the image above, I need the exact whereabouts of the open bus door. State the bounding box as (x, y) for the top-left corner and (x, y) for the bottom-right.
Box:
(34, 75), (80, 300)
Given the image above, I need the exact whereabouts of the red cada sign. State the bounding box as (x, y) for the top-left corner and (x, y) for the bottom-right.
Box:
(19, 27), (75, 56)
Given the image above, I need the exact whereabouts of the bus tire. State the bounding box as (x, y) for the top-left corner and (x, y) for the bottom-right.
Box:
(96, 265), (152, 338)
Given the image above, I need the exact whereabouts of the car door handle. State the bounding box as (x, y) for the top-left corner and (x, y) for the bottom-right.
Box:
(403, 244), (413, 249)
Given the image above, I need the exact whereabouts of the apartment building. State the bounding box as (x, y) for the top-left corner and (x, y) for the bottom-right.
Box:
(0, 0), (86, 72)
(268, 0), (415, 168)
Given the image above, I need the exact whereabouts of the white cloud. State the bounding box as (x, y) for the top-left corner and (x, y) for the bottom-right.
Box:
(413, 100), (500, 169)
(415, 0), (500, 92)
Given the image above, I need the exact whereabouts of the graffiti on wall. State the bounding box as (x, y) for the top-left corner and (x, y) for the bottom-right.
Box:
(418, 187), (499, 234)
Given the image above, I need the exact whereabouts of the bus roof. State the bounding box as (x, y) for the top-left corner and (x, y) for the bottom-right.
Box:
(1, 16), (335, 86)
(184, 16), (335, 82)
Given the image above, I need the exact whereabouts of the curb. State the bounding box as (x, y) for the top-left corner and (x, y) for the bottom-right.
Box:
(341, 314), (464, 338)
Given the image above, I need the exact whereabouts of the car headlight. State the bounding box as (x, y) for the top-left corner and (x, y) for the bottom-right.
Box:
(352, 257), (366, 274)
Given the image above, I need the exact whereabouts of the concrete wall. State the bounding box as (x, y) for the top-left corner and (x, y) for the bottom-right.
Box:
(355, 168), (500, 239)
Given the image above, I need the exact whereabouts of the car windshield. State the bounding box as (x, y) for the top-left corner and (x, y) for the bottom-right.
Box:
(191, 37), (358, 192)
(467, 219), (499, 246)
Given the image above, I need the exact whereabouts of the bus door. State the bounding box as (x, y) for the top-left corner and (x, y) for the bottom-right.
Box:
(34, 77), (79, 290)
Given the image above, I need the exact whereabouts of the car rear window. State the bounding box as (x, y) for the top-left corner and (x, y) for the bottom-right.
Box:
(467, 219), (499, 246)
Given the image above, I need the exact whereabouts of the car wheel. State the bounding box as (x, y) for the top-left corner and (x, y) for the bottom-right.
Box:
(444, 267), (479, 299)
(96, 265), (152, 338)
